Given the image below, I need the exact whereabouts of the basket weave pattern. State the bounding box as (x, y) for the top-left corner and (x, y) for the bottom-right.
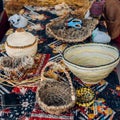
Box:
(5, 40), (38, 58)
(46, 15), (98, 43)
(63, 43), (120, 84)
(36, 61), (76, 115)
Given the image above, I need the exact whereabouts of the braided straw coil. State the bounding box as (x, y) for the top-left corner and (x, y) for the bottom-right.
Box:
(5, 28), (38, 58)
(63, 43), (120, 84)
(36, 61), (76, 115)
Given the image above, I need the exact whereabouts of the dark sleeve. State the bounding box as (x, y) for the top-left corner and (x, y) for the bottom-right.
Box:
(0, 0), (3, 12)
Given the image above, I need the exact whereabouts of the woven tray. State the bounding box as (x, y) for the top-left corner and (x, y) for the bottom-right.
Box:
(46, 14), (98, 43)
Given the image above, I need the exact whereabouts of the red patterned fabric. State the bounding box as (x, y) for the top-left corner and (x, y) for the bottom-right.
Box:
(29, 107), (74, 120)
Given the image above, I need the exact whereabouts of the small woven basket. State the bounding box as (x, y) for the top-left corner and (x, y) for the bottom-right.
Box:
(5, 28), (38, 58)
(36, 61), (76, 115)
(46, 14), (98, 43)
(5, 40), (38, 58)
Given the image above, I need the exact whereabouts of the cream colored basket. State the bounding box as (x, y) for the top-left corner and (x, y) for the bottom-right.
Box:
(5, 29), (38, 58)
(63, 43), (120, 84)
(36, 61), (76, 115)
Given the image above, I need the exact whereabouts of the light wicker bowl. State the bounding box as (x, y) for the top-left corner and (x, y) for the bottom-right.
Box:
(63, 43), (120, 84)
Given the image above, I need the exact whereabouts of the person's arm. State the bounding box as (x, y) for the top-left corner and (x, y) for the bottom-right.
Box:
(103, 0), (120, 39)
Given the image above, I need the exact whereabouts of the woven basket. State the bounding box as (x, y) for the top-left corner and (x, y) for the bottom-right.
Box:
(36, 61), (76, 115)
(5, 29), (38, 58)
(46, 14), (98, 43)
(63, 43), (120, 84)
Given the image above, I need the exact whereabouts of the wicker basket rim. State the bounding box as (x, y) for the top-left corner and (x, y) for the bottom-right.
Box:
(46, 16), (98, 43)
(5, 39), (37, 49)
(36, 89), (75, 108)
(36, 61), (76, 114)
(63, 43), (120, 68)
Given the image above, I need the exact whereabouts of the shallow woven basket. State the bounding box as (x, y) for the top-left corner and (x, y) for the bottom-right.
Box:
(36, 61), (76, 115)
(46, 14), (98, 43)
(63, 43), (120, 84)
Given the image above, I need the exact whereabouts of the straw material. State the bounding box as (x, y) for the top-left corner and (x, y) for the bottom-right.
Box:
(46, 14), (98, 43)
(36, 61), (76, 115)
(63, 43), (120, 84)
(5, 40), (37, 58)
(5, 0), (94, 17)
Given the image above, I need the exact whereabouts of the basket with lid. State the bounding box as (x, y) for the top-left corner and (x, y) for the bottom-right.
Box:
(5, 28), (38, 58)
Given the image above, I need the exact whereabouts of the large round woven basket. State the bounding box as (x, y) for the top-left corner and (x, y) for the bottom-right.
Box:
(46, 14), (98, 43)
(36, 62), (76, 115)
(63, 43), (120, 84)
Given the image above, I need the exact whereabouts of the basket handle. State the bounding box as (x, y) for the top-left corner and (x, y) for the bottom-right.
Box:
(41, 61), (75, 101)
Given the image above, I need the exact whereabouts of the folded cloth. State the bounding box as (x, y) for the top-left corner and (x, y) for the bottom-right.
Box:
(0, 10), (10, 41)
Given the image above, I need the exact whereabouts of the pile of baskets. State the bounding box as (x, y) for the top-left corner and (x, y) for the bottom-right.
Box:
(63, 43), (120, 84)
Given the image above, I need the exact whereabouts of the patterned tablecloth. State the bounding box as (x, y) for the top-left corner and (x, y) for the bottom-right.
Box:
(0, 6), (120, 120)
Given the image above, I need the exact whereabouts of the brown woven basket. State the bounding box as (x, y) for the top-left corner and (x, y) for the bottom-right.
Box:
(36, 61), (76, 115)
(46, 14), (98, 43)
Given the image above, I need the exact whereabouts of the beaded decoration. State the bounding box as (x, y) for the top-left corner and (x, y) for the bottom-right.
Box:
(76, 87), (95, 107)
